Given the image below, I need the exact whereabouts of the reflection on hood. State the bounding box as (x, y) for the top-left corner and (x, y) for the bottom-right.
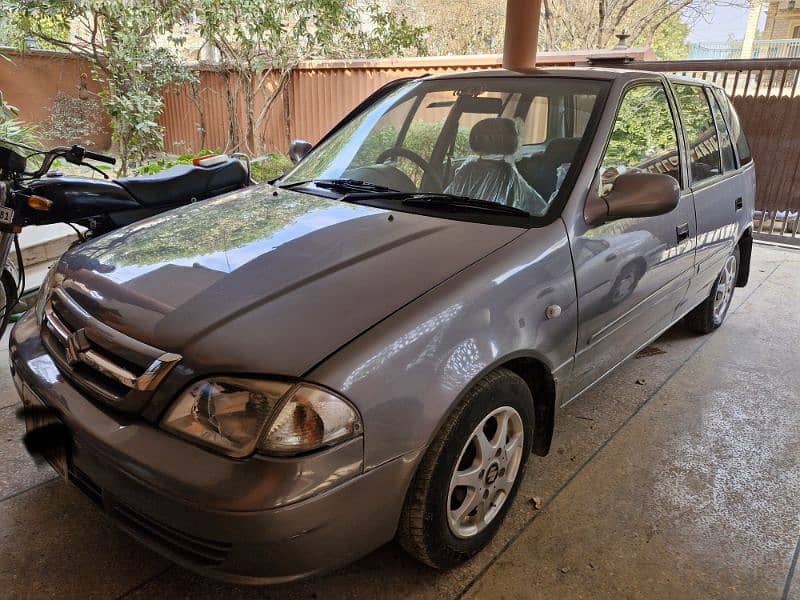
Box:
(57, 184), (525, 375)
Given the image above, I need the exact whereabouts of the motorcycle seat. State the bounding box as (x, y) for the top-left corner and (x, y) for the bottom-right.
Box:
(115, 159), (248, 207)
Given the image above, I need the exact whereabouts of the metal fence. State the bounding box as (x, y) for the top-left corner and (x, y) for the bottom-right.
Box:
(753, 39), (800, 59)
(625, 58), (800, 243)
(4, 51), (800, 241)
(159, 49), (656, 155)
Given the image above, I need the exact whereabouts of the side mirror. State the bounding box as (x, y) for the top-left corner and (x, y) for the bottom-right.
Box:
(585, 172), (680, 226)
(288, 139), (313, 164)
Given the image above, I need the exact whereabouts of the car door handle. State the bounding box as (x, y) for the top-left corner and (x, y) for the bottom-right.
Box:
(676, 222), (690, 242)
(735, 197), (743, 211)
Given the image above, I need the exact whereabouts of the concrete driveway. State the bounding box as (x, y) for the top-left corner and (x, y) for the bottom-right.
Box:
(1, 243), (798, 599)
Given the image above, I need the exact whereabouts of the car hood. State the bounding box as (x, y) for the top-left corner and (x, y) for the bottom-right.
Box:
(56, 186), (523, 376)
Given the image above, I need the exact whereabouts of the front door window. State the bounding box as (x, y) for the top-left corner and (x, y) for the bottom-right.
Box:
(599, 83), (681, 196)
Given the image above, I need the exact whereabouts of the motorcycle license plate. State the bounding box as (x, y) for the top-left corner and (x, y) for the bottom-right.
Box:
(0, 206), (14, 224)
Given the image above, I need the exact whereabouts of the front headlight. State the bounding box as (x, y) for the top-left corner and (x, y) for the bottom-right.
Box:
(161, 378), (362, 458)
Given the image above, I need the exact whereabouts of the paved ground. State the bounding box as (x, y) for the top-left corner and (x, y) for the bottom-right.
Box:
(1, 243), (798, 599)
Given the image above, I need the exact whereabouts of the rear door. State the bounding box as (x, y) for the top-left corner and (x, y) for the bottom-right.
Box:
(569, 80), (697, 399)
(670, 82), (740, 306)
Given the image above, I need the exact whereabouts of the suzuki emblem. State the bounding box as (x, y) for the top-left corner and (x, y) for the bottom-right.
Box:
(65, 328), (90, 366)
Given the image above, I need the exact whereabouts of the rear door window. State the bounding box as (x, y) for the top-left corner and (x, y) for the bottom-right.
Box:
(673, 83), (722, 185)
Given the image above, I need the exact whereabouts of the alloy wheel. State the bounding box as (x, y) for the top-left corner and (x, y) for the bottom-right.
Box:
(447, 406), (524, 539)
(713, 253), (738, 322)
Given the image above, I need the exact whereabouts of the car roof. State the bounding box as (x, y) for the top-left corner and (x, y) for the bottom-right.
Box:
(424, 67), (716, 89)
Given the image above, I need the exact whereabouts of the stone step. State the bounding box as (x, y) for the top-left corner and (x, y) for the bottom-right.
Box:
(12, 224), (79, 269)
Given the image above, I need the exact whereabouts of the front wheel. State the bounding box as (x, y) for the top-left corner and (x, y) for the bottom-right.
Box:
(397, 368), (534, 569)
(685, 244), (739, 334)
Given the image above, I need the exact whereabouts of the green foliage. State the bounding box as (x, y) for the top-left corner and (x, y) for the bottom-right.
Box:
(136, 150), (291, 184)
(135, 150), (216, 175)
(0, 14), (70, 51)
(250, 153), (293, 182)
(82, 189), (345, 266)
(0, 90), (37, 148)
(637, 14), (689, 60)
(352, 122), (470, 168)
(603, 86), (677, 168)
(9, 0), (194, 175)
(196, 0), (427, 154)
(332, 5), (429, 58)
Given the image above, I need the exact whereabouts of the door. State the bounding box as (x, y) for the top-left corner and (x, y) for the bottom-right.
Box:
(671, 83), (739, 306)
(568, 81), (697, 399)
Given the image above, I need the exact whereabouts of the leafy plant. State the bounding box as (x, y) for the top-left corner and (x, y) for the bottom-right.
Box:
(351, 122), (470, 168)
(0, 90), (37, 148)
(135, 149), (216, 176)
(10, 0), (195, 175)
(195, 0), (427, 155)
(250, 153), (293, 183)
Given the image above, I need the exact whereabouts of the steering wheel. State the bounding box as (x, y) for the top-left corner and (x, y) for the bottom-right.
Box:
(375, 147), (444, 191)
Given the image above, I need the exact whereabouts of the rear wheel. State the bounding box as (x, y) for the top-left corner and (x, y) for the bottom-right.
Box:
(686, 244), (739, 334)
(397, 368), (534, 569)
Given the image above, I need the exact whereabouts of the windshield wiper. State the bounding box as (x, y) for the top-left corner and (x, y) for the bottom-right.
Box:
(342, 191), (531, 217)
(280, 178), (399, 194)
(281, 179), (530, 217)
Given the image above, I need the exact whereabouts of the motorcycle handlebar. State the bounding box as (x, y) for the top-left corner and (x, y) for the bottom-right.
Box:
(82, 149), (116, 166)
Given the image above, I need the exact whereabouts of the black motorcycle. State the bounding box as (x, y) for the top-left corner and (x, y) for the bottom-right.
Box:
(0, 140), (250, 336)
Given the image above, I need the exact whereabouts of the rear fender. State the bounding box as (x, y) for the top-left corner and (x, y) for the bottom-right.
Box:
(736, 228), (752, 287)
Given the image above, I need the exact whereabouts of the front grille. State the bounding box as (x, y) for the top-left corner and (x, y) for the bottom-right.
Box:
(41, 287), (181, 413)
(68, 465), (230, 567)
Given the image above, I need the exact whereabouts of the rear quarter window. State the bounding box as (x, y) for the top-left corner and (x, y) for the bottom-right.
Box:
(713, 88), (752, 166)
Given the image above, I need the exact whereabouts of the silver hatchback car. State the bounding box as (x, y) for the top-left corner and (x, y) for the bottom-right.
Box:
(11, 67), (754, 583)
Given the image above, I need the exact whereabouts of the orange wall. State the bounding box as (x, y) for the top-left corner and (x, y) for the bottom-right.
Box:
(161, 49), (656, 155)
(0, 48), (656, 155)
(0, 50), (111, 149)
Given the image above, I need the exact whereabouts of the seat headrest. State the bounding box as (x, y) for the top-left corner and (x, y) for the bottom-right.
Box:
(469, 118), (519, 156)
(544, 137), (581, 163)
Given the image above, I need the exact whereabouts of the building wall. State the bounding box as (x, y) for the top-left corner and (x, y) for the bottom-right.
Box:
(763, 4), (800, 39)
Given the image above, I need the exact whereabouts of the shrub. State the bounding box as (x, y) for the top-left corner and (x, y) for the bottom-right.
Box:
(250, 153), (293, 183)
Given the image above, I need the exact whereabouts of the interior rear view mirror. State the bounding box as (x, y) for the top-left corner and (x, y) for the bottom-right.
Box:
(585, 172), (680, 226)
(289, 139), (313, 164)
(457, 96), (504, 114)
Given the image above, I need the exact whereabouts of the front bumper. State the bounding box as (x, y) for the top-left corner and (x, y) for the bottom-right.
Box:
(10, 310), (419, 584)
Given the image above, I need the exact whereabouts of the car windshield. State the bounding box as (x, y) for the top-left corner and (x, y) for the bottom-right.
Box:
(280, 76), (607, 218)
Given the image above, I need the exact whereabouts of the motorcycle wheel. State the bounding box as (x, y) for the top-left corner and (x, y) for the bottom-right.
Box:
(0, 271), (18, 339)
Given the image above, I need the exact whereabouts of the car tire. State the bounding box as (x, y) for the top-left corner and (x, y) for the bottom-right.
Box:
(397, 368), (534, 569)
(685, 244), (740, 334)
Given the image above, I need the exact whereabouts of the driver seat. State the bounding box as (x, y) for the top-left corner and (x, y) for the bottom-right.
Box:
(445, 118), (546, 214)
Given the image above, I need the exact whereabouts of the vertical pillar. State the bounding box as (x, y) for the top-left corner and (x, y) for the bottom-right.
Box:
(741, 0), (764, 58)
(502, 0), (543, 72)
